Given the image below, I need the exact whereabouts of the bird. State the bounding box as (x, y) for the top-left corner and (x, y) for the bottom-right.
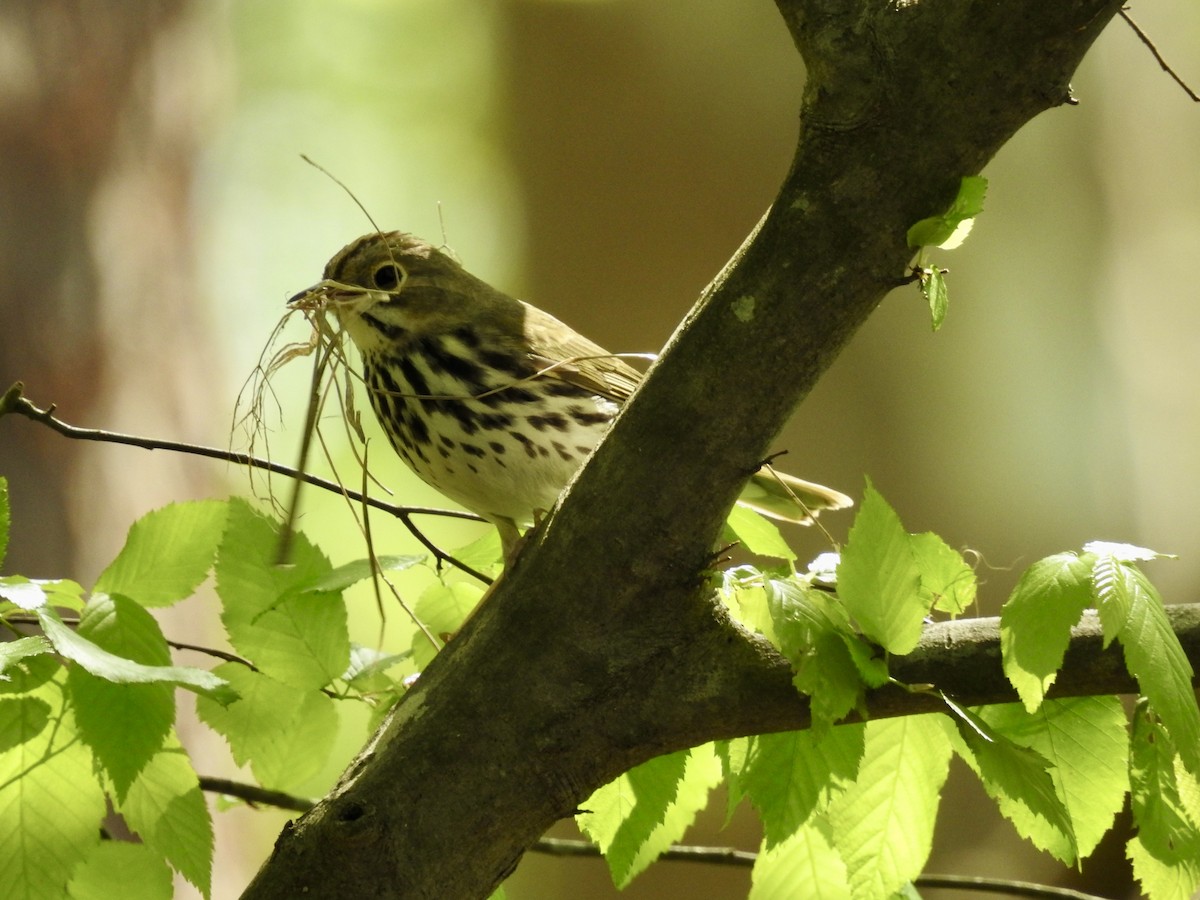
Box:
(288, 231), (851, 558)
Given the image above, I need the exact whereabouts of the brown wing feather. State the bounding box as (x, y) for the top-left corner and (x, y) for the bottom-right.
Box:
(521, 301), (644, 404)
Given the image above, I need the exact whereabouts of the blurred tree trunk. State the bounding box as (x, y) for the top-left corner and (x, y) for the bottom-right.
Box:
(0, 0), (219, 581)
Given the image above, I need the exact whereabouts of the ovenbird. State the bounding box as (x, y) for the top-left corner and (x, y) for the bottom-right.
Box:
(289, 232), (851, 556)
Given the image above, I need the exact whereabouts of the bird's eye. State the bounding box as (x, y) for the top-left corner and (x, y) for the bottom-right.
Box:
(372, 263), (404, 291)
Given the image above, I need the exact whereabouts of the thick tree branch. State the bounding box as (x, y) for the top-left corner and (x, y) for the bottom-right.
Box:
(242, 2), (1132, 898)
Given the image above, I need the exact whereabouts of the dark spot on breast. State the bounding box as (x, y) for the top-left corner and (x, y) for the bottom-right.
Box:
(362, 313), (406, 342)
(568, 405), (612, 427)
(527, 413), (568, 432)
(461, 443), (486, 458)
(510, 431), (538, 458)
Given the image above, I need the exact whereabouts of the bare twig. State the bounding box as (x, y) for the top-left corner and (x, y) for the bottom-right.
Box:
(1120, 7), (1200, 101)
(0, 382), (493, 584)
(198, 777), (314, 814)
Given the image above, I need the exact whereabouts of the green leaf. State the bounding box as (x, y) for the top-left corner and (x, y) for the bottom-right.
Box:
(215, 499), (349, 690)
(411, 582), (483, 669)
(343, 643), (411, 693)
(979, 698), (1128, 859)
(826, 716), (952, 899)
(910, 532), (975, 615)
(1128, 837), (1200, 900)
(38, 605), (231, 701)
(836, 482), (926, 654)
(1082, 540), (1174, 562)
(286, 553), (425, 597)
(0, 636), (52, 680)
(1000, 552), (1094, 712)
(447, 529), (503, 576)
(764, 577), (877, 727)
(0, 575), (85, 611)
(750, 818), (850, 900)
(67, 842), (174, 900)
(742, 725), (865, 848)
(0, 476), (8, 568)
(0, 696), (51, 755)
(906, 176), (988, 249)
(94, 500), (228, 608)
(1128, 701), (1200, 864)
(725, 506), (797, 561)
(68, 594), (175, 800)
(1093, 555), (1200, 774)
(921, 267), (949, 331)
(946, 697), (1078, 863)
(119, 742), (213, 897)
(196, 663), (337, 791)
(0, 652), (58, 696)
(0, 677), (106, 900)
(578, 746), (722, 888)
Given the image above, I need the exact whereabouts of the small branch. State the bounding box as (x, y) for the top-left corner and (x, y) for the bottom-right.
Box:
(198, 776), (313, 814)
(530, 839), (1106, 898)
(1, 382), (493, 584)
(1120, 7), (1200, 102)
(531, 836), (756, 867)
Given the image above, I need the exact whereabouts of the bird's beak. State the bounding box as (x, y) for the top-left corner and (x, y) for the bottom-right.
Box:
(287, 280), (392, 313)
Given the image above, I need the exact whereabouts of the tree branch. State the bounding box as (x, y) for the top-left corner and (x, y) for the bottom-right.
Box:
(242, 2), (1132, 897)
(0, 381), (492, 584)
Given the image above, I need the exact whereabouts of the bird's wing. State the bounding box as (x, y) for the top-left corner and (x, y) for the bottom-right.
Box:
(522, 303), (645, 404)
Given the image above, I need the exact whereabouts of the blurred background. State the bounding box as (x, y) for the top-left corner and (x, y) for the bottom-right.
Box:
(1, 1), (1197, 897)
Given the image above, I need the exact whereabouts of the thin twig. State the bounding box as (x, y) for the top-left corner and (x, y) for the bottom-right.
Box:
(198, 776), (314, 814)
(1, 382), (493, 584)
(1119, 7), (1200, 101)
(185, 780), (1108, 899)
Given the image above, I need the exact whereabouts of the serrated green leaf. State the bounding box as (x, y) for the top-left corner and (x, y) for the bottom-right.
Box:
(0, 677), (106, 900)
(764, 577), (872, 727)
(447, 529), (504, 577)
(1000, 552), (1094, 712)
(946, 697), (1077, 863)
(195, 663), (337, 791)
(826, 716), (952, 899)
(726, 506), (797, 561)
(724, 577), (776, 645)
(38, 606), (231, 701)
(750, 818), (850, 900)
(343, 643), (411, 693)
(68, 594), (174, 800)
(910, 532), (975, 615)
(0, 652), (58, 696)
(578, 746), (722, 888)
(287, 554), (424, 597)
(905, 176), (987, 249)
(0, 636), (52, 680)
(215, 499), (349, 690)
(94, 500), (228, 608)
(120, 743), (213, 897)
(1128, 701), (1200, 865)
(979, 698), (1128, 858)
(411, 582), (483, 669)
(67, 841), (174, 900)
(0, 575), (84, 611)
(1093, 557), (1200, 774)
(743, 725), (865, 848)
(0, 477), (8, 568)
(837, 482), (926, 654)
(578, 751), (687, 880)
(922, 268), (949, 331)
(1082, 541), (1174, 562)
(1128, 836), (1200, 900)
